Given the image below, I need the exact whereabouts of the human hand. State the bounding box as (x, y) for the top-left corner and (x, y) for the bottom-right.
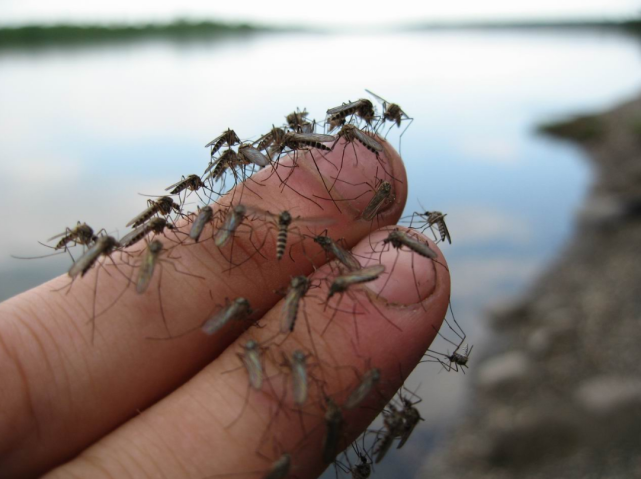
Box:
(0, 137), (450, 478)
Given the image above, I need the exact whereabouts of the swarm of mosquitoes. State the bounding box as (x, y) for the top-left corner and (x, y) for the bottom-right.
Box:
(17, 90), (472, 479)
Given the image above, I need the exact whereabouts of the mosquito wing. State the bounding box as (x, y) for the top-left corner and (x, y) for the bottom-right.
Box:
(289, 133), (336, 143)
(46, 231), (69, 242)
(164, 177), (188, 192)
(339, 264), (386, 283)
(136, 245), (161, 294)
(126, 205), (155, 228)
(327, 99), (363, 116)
(204, 131), (225, 148)
(352, 128), (383, 152)
(365, 89), (388, 105)
(68, 236), (113, 279)
(238, 145), (270, 167)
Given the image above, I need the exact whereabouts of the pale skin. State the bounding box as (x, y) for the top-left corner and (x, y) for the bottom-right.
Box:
(0, 137), (451, 478)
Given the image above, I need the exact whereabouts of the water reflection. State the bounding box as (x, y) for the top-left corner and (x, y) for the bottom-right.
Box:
(1, 28), (640, 477)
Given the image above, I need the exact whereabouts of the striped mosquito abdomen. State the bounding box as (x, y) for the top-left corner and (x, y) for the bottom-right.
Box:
(281, 276), (310, 333)
(276, 211), (292, 260)
(205, 128), (241, 157)
(120, 217), (173, 248)
(256, 127), (285, 151)
(51, 222), (96, 250)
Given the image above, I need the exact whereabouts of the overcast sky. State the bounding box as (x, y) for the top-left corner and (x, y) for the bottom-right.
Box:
(0, 0), (639, 27)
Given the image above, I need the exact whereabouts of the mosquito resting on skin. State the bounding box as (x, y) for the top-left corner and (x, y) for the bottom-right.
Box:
(266, 131), (340, 211)
(245, 207), (335, 262)
(365, 89), (413, 155)
(326, 99), (376, 132)
(126, 196), (181, 229)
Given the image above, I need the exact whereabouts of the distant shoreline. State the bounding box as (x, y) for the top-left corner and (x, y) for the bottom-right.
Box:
(0, 20), (280, 48)
(0, 18), (639, 49)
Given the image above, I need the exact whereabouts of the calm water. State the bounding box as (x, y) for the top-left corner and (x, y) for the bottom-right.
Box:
(1, 29), (640, 477)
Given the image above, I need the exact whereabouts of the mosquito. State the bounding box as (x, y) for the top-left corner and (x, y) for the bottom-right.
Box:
(382, 228), (437, 260)
(203, 148), (240, 182)
(286, 108), (314, 133)
(422, 303), (472, 373)
(361, 180), (393, 221)
(204, 128), (241, 157)
(336, 443), (372, 479)
(272, 132), (335, 155)
(238, 143), (271, 169)
(268, 132), (340, 211)
(68, 235), (120, 279)
(289, 349), (310, 407)
(365, 89), (413, 154)
(323, 397), (345, 464)
(343, 368), (381, 410)
(334, 124), (383, 156)
(280, 276), (312, 334)
(374, 404), (404, 464)
(48, 221), (98, 251)
(214, 204), (248, 248)
(223, 338), (277, 430)
(327, 264), (386, 299)
(13, 222), (101, 263)
(409, 210), (451, 244)
(255, 126), (287, 153)
(165, 174), (205, 195)
(63, 235), (127, 342)
(189, 205), (214, 242)
(323, 263), (401, 338)
(126, 196), (180, 229)
(135, 239), (164, 293)
(250, 208), (334, 261)
(396, 390), (424, 449)
(326, 99), (376, 131)
(374, 228), (441, 309)
(202, 297), (253, 336)
(313, 232), (361, 272)
(119, 217), (176, 248)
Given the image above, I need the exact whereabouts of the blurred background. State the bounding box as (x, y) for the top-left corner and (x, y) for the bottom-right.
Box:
(2, 1), (641, 478)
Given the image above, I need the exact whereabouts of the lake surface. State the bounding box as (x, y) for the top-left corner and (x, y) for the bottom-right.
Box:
(1, 28), (640, 477)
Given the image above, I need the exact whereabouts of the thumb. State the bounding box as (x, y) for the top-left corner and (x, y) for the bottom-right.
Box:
(44, 227), (450, 479)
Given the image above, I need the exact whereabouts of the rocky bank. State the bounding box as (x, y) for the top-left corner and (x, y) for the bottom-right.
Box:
(422, 96), (641, 478)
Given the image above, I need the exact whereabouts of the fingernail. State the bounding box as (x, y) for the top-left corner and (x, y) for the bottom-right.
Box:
(351, 228), (439, 305)
(304, 135), (400, 217)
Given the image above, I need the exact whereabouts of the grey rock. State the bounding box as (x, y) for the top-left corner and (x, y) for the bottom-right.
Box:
(477, 351), (531, 392)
